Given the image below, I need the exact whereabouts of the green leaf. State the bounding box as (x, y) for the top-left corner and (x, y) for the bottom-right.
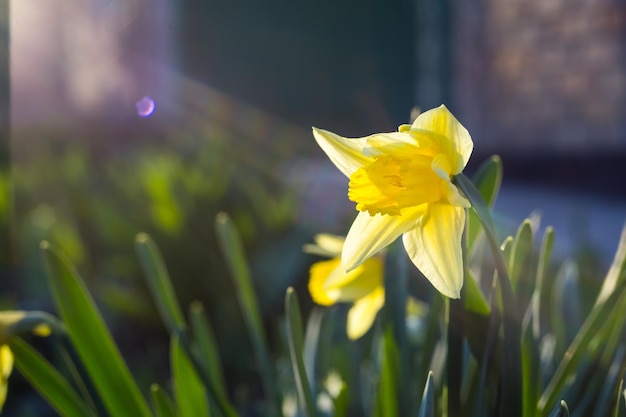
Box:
(135, 233), (186, 334)
(509, 220), (533, 292)
(215, 213), (278, 412)
(171, 335), (209, 417)
(9, 338), (95, 417)
(547, 400), (569, 417)
(595, 347), (626, 417)
(464, 269), (490, 316)
(521, 307), (540, 417)
(378, 327), (399, 417)
(418, 371), (435, 417)
(467, 155), (503, 252)
(383, 239), (408, 417)
(532, 227), (555, 338)
(150, 384), (178, 417)
(550, 260), (580, 355)
(447, 297), (463, 417)
(40, 241), (152, 417)
(613, 378), (625, 417)
(455, 173), (522, 417)
(596, 224), (626, 305)
(189, 302), (228, 400)
(474, 277), (501, 417)
(538, 285), (626, 415)
(285, 287), (317, 417)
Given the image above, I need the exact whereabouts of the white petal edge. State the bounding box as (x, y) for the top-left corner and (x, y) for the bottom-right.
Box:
(410, 105), (473, 174)
(346, 287), (384, 340)
(342, 208), (425, 272)
(402, 204), (466, 298)
(312, 127), (371, 178)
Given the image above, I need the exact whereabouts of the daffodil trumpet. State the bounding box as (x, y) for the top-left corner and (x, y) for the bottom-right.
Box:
(312, 105), (473, 298)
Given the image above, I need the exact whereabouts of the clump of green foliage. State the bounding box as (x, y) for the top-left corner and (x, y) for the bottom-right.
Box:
(1, 155), (626, 417)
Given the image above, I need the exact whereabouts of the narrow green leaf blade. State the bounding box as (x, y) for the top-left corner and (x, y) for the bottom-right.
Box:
(189, 302), (228, 400)
(40, 241), (152, 417)
(547, 400), (569, 417)
(135, 233), (186, 333)
(9, 338), (95, 417)
(538, 285), (625, 415)
(379, 327), (399, 417)
(509, 220), (533, 292)
(418, 371), (435, 417)
(464, 269), (490, 316)
(150, 384), (177, 417)
(533, 227), (555, 337)
(455, 173), (522, 417)
(215, 213), (278, 411)
(171, 335), (209, 417)
(467, 155), (503, 252)
(285, 287), (317, 417)
(521, 308), (540, 417)
(613, 378), (625, 417)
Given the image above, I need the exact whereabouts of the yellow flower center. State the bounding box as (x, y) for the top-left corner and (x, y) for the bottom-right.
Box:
(348, 142), (454, 216)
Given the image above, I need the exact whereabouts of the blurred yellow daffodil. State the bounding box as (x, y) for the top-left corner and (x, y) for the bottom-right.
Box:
(305, 234), (384, 340)
(312, 105), (473, 298)
(0, 311), (52, 412)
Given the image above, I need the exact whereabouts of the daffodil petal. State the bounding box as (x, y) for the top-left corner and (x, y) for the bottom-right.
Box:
(346, 286), (384, 339)
(342, 208), (425, 272)
(0, 345), (13, 411)
(312, 127), (371, 177)
(410, 105), (473, 174)
(361, 132), (422, 157)
(402, 203), (466, 298)
(313, 234), (345, 255)
(308, 258), (344, 305)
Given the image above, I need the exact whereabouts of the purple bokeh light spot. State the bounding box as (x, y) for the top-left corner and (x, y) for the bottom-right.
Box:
(135, 96), (156, 117)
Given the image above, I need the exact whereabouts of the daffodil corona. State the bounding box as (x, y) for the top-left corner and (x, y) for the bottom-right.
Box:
(313, 105), (473, 298)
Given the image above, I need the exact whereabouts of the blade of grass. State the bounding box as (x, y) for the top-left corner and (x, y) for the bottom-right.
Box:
(378, 326), (399, 417)
(135, 233), (186, 334)
(215, 213), (278, 414)
(473, 276), (500, 417)
(594, 346), (626, 417)
(533, 227), (555, 338)
(521, 306), (540, 417)
(150, 384), (177, 417)
(538, 285), (625, 415)
(171, 335), (209, 417)
(613, 378), (625, 417)
(9, 337), (95, 417)
(189, 302), (228, 400)
(383, 239), (408, 417)
(597, 224), (626, 305)
(418, 371), (435, 417)
(136, 235), (236, 417)
(448, 296), (464, 417)
(285, 287), (317, 417)
(548, 400), (570, 417)
(40, 241), (152, 417)
(509, 220), (533, 293)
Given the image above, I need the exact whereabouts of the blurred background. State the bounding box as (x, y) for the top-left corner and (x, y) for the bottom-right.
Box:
(1, 0), (626, 413)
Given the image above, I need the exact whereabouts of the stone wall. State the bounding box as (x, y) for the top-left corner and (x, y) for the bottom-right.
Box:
(453, 0), (626, 155)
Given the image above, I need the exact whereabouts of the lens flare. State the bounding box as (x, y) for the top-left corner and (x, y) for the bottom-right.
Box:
(135, 96), (156, 117)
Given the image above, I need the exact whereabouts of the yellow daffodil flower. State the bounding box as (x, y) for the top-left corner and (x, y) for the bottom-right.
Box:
(0, 311), (52, 411)
(305, 234), (384, 340)
(312, 105), (473, 298)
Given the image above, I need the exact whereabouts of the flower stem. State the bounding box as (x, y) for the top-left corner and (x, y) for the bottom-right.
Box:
(454, 173), (522, 417)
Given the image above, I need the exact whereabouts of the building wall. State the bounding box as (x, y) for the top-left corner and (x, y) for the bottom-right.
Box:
(453, 0), (626, 155)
